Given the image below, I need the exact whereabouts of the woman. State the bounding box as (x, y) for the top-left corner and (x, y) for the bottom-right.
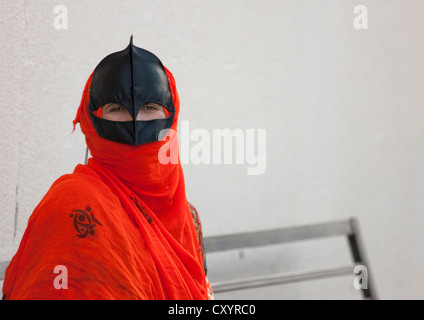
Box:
(2, 37), (213, 300)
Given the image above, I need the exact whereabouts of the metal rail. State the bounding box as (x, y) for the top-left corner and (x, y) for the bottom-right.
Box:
(204, 218), (377, 299)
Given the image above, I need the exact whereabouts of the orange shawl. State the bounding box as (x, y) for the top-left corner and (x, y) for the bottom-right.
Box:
(3, 68), (209, 300)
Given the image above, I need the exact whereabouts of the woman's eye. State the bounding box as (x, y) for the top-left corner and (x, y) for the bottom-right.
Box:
(142, 104), (158, 111)
(108, 104), (126, 112)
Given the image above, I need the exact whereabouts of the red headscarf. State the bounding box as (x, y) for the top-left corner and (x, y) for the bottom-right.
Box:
(3, 67), (209, 300)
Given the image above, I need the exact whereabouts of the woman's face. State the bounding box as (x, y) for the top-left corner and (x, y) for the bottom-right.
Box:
(101, 102), (166, 121)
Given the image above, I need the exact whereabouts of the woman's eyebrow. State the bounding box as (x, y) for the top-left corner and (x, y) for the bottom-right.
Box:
(143, 102), (163, 107)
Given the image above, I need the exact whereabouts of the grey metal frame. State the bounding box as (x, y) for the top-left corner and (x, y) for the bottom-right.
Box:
(204, 218), (376, 299)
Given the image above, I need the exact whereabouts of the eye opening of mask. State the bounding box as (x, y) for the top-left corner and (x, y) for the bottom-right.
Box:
(96, 102), (171, 122)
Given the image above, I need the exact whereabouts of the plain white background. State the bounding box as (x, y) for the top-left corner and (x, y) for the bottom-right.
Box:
(1, 0), (423, 299)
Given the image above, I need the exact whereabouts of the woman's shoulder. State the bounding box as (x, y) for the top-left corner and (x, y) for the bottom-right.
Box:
(30, 165), (119, 223)
(47, 165), (111, 199)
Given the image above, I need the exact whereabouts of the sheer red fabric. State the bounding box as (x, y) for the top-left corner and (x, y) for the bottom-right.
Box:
(3, 68), (209, 300)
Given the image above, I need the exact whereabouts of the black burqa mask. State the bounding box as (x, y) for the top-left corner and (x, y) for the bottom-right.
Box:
(88, 37), (175, 146)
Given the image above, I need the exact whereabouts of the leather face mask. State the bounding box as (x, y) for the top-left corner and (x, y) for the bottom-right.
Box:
(88, 37), (175, 146)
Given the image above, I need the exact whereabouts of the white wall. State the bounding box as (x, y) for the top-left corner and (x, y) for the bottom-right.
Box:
(1, 0), (424, 299)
